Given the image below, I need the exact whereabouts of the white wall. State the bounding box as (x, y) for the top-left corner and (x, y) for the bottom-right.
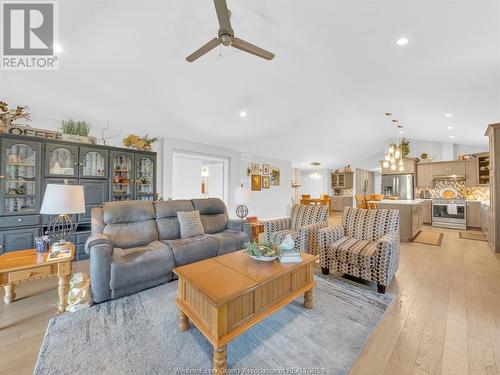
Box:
(162, 137), (292, 219)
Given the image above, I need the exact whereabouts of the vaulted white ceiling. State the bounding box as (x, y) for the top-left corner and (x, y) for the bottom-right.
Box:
(1, 0), (499, 168)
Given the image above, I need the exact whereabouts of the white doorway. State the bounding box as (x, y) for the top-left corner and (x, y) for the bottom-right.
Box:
(171, 151), (229, 204)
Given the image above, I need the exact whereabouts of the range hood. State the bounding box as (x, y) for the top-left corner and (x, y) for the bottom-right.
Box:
(433, 174), (466, 181)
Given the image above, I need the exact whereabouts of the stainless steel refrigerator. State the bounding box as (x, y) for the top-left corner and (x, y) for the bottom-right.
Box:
(382, 174), (414, 200)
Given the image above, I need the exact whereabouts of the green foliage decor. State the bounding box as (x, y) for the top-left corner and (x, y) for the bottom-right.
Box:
(245, 242), (282, 257)
(60, 118), (91, 136)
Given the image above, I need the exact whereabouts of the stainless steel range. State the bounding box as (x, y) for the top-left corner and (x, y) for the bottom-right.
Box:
(432, 198), (466, 230)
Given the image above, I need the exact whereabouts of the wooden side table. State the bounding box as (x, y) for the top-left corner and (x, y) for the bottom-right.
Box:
(0, 244), (74, 313)
(249, 221), (264, 242)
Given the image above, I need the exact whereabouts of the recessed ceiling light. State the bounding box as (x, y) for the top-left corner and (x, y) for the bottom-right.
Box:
(399, 130), (405, 134)
(445, 113), (453, 117)
(392, 119), (399, 123)
(447, 126), (455, 130)
(310, 162), (321, 167)
(53, 43), (63, 53)
(449, 135), (455, 139)
(239, 111), (247, 118)
(384, 112), (392, 117)
(396, 38), (409, 46)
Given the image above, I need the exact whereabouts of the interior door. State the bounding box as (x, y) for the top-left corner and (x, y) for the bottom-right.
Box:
(1, 139), (42, 215)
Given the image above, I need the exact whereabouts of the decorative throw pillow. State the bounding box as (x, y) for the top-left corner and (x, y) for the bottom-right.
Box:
(177, 211), (205, 239)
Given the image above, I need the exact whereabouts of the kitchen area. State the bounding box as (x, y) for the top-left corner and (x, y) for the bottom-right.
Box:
(372, 145), (493, 246)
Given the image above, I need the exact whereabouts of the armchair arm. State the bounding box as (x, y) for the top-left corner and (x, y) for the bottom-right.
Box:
(262, 217), (291, 232)
(262, 217), (291, 244)
(85, 233), (114, 303)
(318, 225), (345, 249)
(227, 218), (252, 242)
(375, 230), (400, 285)
(85, 233), (114, 255)
(298, 222), (328, 254)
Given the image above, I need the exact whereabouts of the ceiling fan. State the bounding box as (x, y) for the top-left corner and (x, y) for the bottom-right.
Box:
(186, 0), (275, 62)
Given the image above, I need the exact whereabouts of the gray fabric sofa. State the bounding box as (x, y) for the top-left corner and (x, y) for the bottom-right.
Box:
(85, 198), (251, 303)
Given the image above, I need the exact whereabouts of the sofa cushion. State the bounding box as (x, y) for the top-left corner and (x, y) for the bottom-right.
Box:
(163, 234), (219, 267)
(103, 201), (155, 224)
(154, 200), (195, 241)
(266, 229), (299, 247)
(330, 236), (378, 269)
(102, 201), (159, 248)
(110, 241), (174, 291)
(177, 211), (205, 239)
(103, 220), (158, 249)
(208, 229), (250, 256)
(192, 198), (228, 234)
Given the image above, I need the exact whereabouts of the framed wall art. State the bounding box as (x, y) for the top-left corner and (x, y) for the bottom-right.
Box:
(270, 167), (280, 186)
(262, 164), (270, 175)
(251, 175), (262, 191)
(251, 163), (260, 175)
(262, 175), (270, 189)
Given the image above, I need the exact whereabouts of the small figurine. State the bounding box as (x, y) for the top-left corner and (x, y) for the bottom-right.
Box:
(280, 234), (295, 251)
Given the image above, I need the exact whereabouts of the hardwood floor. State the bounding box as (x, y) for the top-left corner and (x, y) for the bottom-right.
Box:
(1, 215), (499, 375)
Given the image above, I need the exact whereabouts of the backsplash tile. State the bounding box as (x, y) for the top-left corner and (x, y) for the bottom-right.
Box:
(416, 180), (490, 202)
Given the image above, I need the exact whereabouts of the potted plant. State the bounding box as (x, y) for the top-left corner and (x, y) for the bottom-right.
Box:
(0, 101), (31, 132)
(60, 119), (96, 144)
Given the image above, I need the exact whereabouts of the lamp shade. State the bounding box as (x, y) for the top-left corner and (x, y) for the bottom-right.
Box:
(40, 184), (86, 214)
(234, 186), (250, 205)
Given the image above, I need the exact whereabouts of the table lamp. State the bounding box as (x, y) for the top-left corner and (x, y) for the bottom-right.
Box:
(234, 185), (250, 219)
(40, 184), (85, 251)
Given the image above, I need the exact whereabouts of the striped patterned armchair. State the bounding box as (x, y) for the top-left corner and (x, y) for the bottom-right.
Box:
(318, 207), (400, 293)
(262, 204), (329, 255)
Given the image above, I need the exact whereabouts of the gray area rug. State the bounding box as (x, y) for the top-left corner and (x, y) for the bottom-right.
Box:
(35, 275), (393, 375)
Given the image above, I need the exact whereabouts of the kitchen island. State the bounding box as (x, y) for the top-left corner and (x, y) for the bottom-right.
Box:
(367, 199), (425, 242)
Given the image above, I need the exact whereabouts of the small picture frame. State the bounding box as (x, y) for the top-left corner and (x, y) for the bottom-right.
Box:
(251, 163), (260, 175)
(262, 164), (270, 175)
(262, 175), (270, 189)
(270, 167), (280, 186)
(251, 175), (262, 191)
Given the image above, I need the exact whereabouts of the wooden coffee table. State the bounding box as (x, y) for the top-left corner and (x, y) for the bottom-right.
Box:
(174, 250), (317, 373)
(0, 245), (74, 313)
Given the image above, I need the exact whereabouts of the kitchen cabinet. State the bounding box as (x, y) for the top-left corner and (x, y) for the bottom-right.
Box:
(375, 200), (423, 242)
(417, 164), (433, 187)
(330, 196), (353, 212)
(465, 159), (479, 187)
(477, 152), (490, 186)
(422, 200), (432, 224)
(381, 158), (417, 175)
(331, 172), (353, 189)
(466, 201), (481, 228)
(431, 161), (465, 176)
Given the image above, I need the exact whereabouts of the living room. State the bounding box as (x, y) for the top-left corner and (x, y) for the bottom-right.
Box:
(1, 0), (500, 374)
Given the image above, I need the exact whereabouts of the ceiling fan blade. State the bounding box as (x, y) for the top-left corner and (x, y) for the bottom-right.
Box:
(185, 37), (221, 62)
(231, 37), (275, 60)
(214, 0), (233, 34)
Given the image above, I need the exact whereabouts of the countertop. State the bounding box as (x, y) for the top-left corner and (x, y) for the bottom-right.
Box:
(367, 199), (425, 205)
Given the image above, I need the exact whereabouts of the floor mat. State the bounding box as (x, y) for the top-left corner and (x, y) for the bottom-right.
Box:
(459, 231), (487, 242)
(413, 231), (444, 246)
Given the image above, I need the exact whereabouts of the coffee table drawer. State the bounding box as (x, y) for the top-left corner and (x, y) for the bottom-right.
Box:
(9, 266), (52, 283)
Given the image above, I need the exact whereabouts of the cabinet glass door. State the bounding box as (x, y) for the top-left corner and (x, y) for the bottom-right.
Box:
(338, 174), (345, 187)
(111, 152), (134, 201)
(135, 154), (155, 201)
(80, 147), (108, 178)
(46, 144), (78, 177)
(1, 140), (41, 215)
